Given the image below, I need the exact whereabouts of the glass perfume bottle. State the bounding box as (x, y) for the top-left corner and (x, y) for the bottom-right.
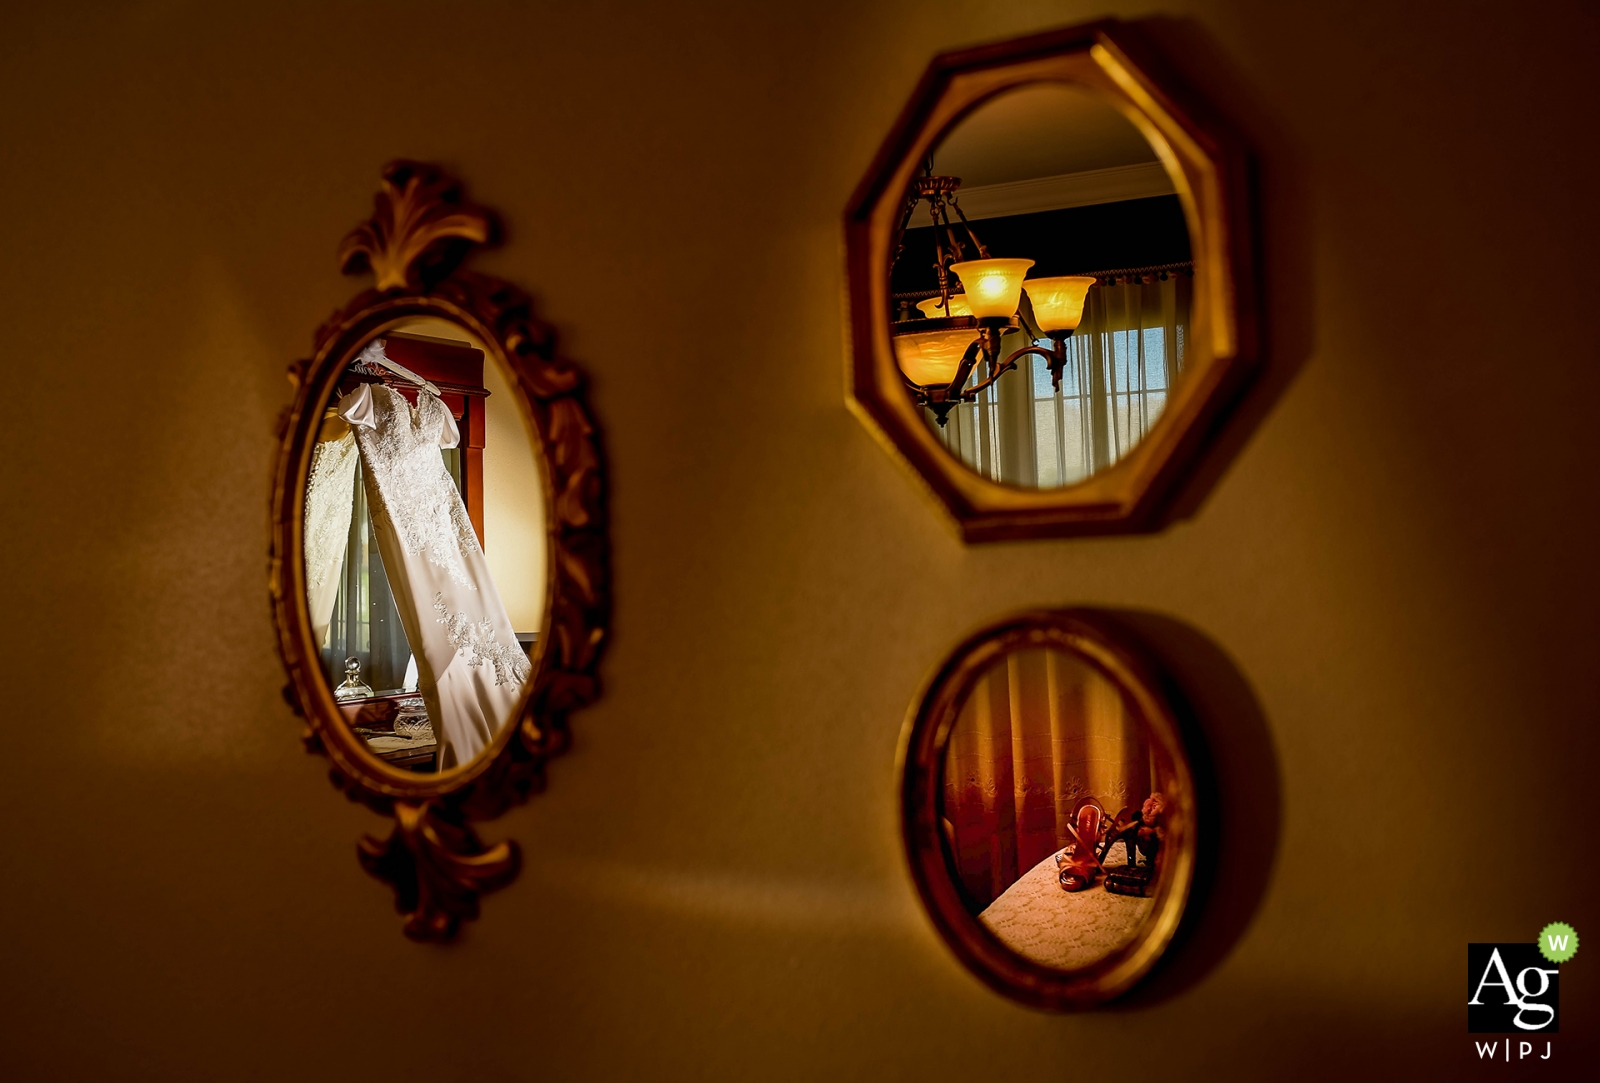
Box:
(334, 656), (374, 701)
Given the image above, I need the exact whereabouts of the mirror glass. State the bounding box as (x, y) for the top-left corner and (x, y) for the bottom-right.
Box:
(889, 82), (1192, 488)
(939, 643), (1177, 970)
(301, 317), (546, 774)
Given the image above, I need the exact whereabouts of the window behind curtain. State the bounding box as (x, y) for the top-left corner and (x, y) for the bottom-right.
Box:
(1033, 320), (1183, 488)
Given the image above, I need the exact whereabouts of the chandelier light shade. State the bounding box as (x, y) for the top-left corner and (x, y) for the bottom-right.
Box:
(916, 294), (974, 319)
(886, 171), (1038, 421)
(1023, 276), (1097, 333)
(893, 328), (977, 386)
(949, 258), (1034, 318)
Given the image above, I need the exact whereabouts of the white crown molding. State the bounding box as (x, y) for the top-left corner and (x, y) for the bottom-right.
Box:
(947, 162), (1176, 221)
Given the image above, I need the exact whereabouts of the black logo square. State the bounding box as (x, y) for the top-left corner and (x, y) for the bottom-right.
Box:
(1468, 943), (1559, 1033)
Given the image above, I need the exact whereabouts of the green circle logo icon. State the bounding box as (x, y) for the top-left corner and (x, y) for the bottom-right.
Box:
(1539, 922), (1578, 964)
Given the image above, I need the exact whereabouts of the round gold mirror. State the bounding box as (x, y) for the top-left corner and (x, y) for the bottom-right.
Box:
(900, 610), (1197, 1007)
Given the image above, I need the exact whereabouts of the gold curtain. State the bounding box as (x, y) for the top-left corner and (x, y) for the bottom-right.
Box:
(941, 647), (1154, 912)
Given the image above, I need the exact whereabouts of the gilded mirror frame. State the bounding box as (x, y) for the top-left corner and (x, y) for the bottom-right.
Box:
(845, 19), (1257, 541)
(268, 162), (608, 941)
(899, 610), (1197, 1008)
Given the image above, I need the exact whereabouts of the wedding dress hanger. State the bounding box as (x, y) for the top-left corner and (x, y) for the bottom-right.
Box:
(353, 339), (441, 395)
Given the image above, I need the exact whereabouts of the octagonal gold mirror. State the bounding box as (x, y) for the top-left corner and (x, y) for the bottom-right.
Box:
(845, 20), (1256, 540)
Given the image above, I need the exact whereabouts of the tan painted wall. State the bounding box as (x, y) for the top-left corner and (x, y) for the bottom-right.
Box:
(1, 1), (1595, 1079)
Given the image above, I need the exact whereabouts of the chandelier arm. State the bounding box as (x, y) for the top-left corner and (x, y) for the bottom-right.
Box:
(939, 200), (969, 266)
(947, 195), (990, 260)
(966, 344), (1055, 400)
(928, 198), (954, 301)
(1045, 333), (1073, 392)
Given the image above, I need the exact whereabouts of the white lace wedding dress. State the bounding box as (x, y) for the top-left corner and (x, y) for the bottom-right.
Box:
(337, 381), (530, 769)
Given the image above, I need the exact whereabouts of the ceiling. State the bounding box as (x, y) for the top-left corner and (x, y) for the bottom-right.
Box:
(931, 81), (1158, 188)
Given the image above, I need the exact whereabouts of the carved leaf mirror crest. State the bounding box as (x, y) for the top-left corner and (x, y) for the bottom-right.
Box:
(269, 162), (608, 941)
(900, 610), (1199, 1008)
(845, 20), (1257, 540)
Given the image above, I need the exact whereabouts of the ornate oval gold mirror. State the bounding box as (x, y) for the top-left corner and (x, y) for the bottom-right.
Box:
(270, 162), (608, 941)
(846, 20), (1256, 540)
(900, 611), (1197, 1008)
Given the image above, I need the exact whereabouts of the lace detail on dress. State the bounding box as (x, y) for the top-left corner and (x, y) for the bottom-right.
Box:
(304, 432), (359, 592)
(354, 386), (481, 588)
(432, 593), (531, 687)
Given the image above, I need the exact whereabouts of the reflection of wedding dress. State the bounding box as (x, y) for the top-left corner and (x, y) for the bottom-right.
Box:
(303, 418), (359, 647)
(338, 382), (530, 768)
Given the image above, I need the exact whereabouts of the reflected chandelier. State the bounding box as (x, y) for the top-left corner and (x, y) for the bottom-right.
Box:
(891, 166), (1095, 426)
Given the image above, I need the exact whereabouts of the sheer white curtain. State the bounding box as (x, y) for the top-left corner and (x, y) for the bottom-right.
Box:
(322, 455), (414, 695)
(926, 271), (1191, 488)
(304, 418), (358, 648)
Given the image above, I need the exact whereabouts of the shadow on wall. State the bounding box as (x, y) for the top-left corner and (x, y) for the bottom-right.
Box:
(1133, 15), (1315, 528)
(1086, 17), (1301, 1003)
(1080, 608), (1283, 1009)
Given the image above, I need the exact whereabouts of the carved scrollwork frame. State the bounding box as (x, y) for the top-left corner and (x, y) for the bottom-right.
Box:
(269, 162), (608, 941)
